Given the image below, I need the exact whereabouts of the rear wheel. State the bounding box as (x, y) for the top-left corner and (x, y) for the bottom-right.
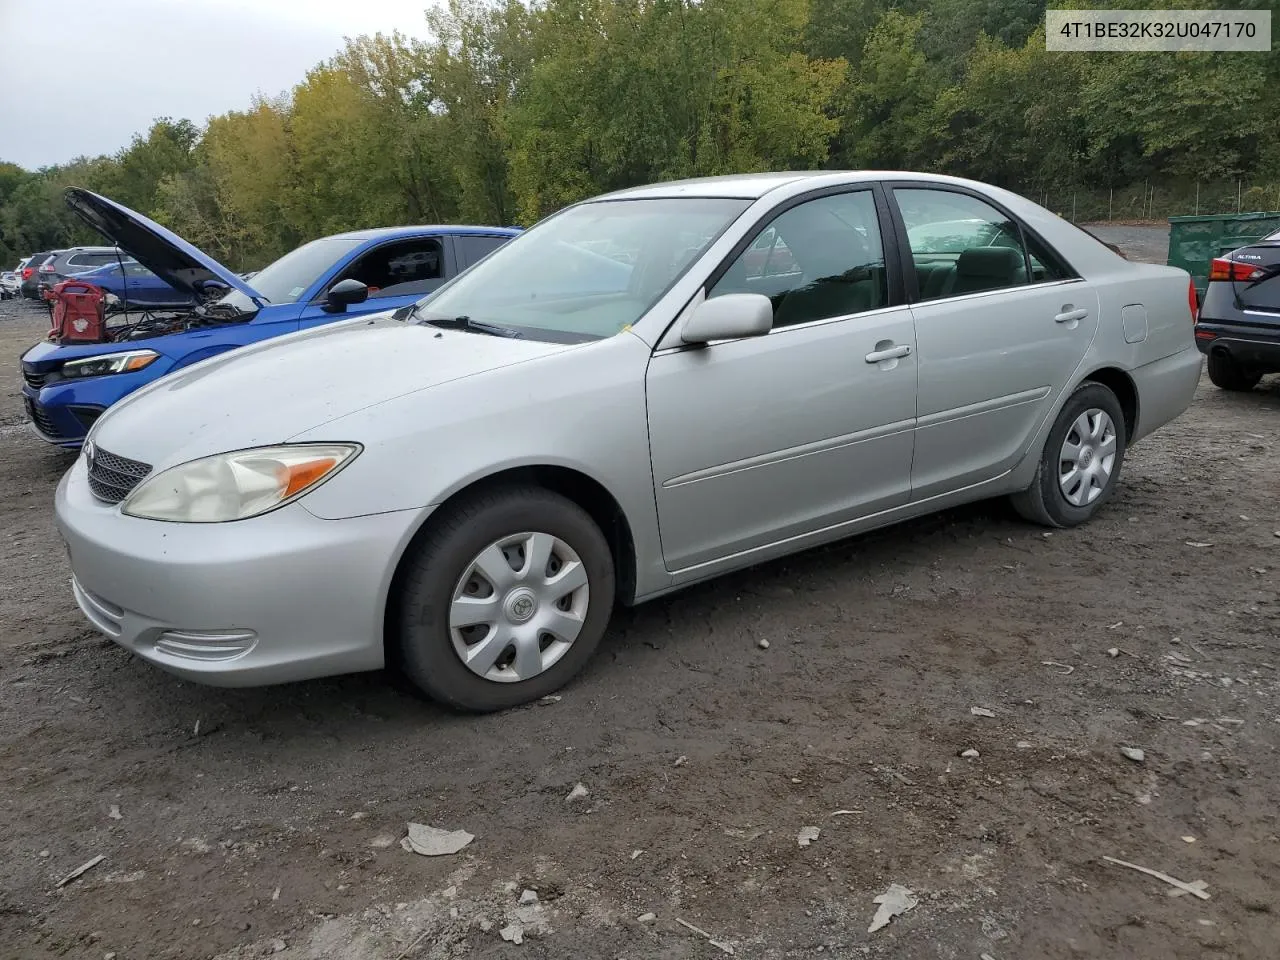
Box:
(1206, 351), (1262, 392)
(393, 486), (615, 713)
(1010, 382), (1127, 528)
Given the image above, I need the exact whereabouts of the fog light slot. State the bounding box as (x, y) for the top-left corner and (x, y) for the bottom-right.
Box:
(154, 629), (258, 662)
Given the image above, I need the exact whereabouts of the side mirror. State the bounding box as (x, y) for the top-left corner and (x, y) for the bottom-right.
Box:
(681, 293), (773, 344)
(325, 278), (369, 312)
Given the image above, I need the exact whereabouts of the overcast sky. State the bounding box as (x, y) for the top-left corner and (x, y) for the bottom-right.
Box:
(0, 0), (433, 170)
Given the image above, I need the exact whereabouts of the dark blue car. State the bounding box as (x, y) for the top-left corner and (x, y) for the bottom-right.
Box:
(21, 188), (520, 447)
(69, 259), (196, 309)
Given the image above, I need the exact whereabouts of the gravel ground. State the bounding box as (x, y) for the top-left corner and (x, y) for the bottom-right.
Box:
(1080, 223), (1171, 266)
(1, 286), (1279, 960)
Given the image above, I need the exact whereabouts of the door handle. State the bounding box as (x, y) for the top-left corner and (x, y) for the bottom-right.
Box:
(1055, 307), (1088, 323)
(865, 344), (912, 364)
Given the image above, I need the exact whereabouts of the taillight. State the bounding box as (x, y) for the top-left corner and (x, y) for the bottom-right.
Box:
(1188, 277), (1198, 321)
(1208, 257), (1263, 282)
(21, 268), (32, 279)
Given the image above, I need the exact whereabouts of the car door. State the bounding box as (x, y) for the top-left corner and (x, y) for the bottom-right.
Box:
(887, 184), (1100, 501)
(298, 235), (457, 329)
(645, 186), (918, 573)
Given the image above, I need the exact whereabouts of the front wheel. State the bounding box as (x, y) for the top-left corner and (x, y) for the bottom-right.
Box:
(393, 486), (615, 713)
(1206, 351), (1262, 392)
(1010, 382), (1127, 528)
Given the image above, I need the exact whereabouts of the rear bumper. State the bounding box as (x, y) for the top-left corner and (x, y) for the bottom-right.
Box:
(1130, 345), (1202, 445)
(1195, 318), (1280, 370)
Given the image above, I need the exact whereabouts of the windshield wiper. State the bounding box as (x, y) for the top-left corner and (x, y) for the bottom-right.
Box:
(417, 314), (525, 339)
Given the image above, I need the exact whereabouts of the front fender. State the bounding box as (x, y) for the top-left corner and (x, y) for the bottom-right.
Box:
(292, 332), (673, 599)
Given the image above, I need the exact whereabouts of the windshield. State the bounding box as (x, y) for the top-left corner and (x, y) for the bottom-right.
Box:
(216, 236), (364, 312)
(419, 197), (752, 340)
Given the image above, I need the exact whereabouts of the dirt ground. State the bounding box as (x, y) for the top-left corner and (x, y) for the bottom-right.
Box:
(1, 245), (1279, 960)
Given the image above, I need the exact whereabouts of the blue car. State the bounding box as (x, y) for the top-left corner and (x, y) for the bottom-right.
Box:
(21, 188), (520, 447)
(70, 259), (196, 309)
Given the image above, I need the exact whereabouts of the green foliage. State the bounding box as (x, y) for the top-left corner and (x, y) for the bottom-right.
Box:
(2, 0), (1278, 270)
(838, 11), (944, 169)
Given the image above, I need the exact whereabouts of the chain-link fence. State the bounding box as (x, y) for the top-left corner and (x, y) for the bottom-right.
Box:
(1014, 180), (1280, 224)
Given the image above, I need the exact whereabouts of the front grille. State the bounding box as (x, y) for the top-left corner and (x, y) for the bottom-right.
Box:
(87, 446), (152, 505)
(23, 369), (48, 390)
(24, 396), (65, 439)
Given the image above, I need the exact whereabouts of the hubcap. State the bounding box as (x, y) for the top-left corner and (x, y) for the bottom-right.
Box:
(1058, 408), (1117, 507)
(449, 531), (591, 683)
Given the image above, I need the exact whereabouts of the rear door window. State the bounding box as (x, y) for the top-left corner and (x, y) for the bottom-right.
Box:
(457, 235), (511, 269)
(894, 189), (1031, 301)
(68, 253), (118, 269)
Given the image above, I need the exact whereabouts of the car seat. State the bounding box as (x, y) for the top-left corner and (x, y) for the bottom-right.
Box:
(771, 227), (880, 326)
(952, 247), (1027, 295)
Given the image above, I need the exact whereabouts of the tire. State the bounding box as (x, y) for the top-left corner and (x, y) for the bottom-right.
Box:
(393, 485), (615, 713)
(1206, 351), (1261, 392)
(1010, 382), (1127, 529)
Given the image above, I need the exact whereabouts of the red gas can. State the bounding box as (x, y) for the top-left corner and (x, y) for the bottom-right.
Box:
(49, 280), (106, 344)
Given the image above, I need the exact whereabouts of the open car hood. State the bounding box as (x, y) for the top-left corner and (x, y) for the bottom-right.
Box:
(64, 187), (263, 302)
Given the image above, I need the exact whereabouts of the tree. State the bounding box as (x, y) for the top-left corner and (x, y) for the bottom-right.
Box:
(939, 29), (1086, 189)
(837, 11), (946, 170)
(105, 118), (200, 213)
(199, 97), (298, 265)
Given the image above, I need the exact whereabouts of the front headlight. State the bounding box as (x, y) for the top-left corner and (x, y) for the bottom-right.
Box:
(121, 443), (361, 523)
(62, 349), (159, 379)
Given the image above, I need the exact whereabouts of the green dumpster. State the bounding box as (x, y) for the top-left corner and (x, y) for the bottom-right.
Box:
(1168, 211), (1280, 300)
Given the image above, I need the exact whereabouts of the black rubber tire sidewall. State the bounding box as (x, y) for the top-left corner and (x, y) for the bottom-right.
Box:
(1207, 351), (1261, 391)
(394, 486), (615, 713)
(1034, 383), (1127, 528)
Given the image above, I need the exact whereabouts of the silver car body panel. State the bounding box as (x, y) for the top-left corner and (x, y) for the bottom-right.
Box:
(58, 171), (1201, 685)
(56, 457), (423, 686)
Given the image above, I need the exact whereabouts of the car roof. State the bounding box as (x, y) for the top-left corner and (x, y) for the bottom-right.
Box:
(325, 225), (523, 241)
(593, 172), (829, 201)
(590, 170), (1017, 202)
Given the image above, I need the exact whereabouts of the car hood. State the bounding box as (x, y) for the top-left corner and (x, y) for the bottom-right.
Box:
(64, 187), (262, 302)
(88, 312), (580, 469)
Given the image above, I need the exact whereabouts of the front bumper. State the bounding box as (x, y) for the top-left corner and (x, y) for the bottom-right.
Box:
(56, 454), (426, 687)
(20, 348), (180, 448)
(21, 388), (103, 447)
(1195, 317), (1280, 370)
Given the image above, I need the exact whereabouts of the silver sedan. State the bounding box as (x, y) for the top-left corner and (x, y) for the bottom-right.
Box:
(55, 172), (1202, 711)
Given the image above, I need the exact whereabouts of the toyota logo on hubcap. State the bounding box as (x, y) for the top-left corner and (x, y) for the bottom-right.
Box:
(506, 589), (537, 623)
